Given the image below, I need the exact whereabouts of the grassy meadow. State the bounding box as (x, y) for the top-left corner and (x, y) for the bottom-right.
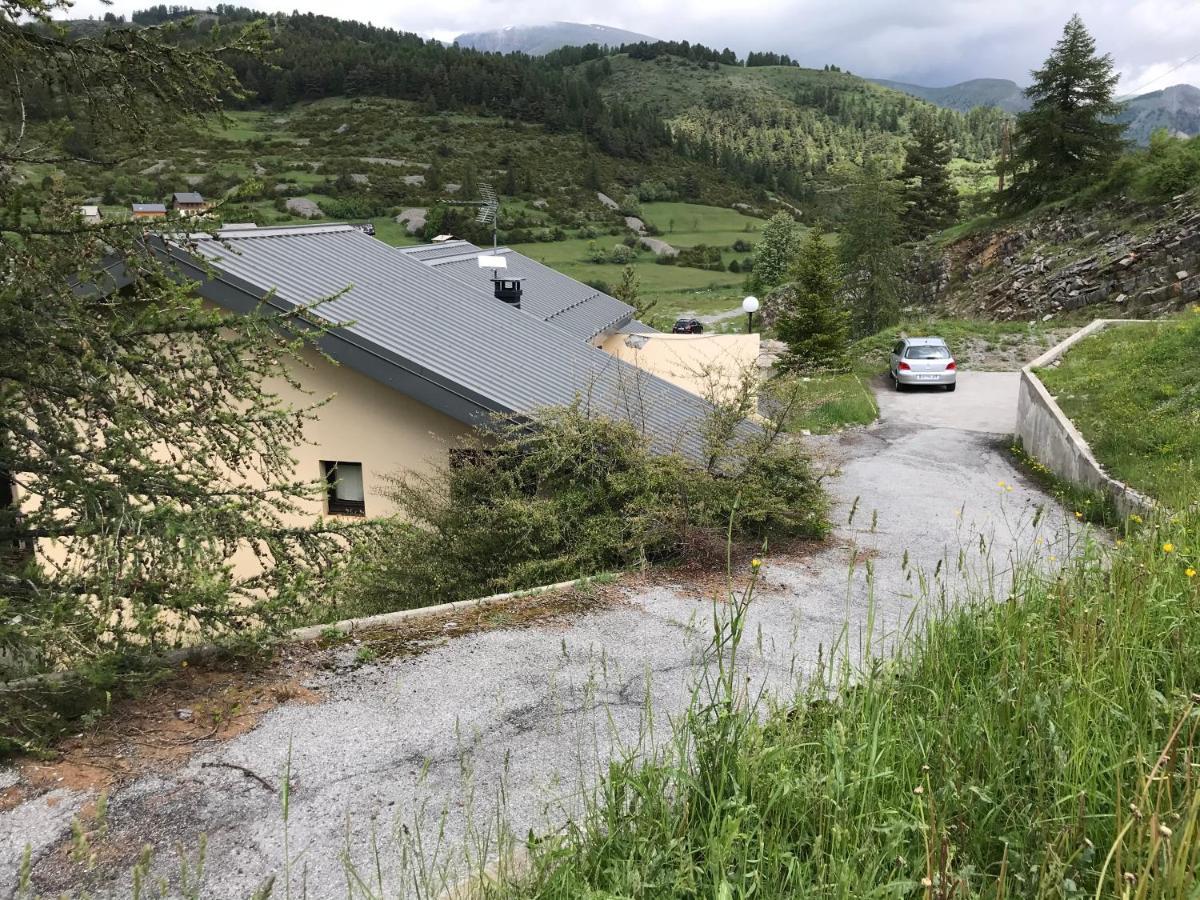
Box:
(1038, 313), (1200, 506)
(512, 201), (767, 325)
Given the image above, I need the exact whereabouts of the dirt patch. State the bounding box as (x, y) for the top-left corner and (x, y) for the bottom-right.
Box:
(4, 657), (323, 807)
(952, 329), (1076, 371)
(346, 583), (628, 661)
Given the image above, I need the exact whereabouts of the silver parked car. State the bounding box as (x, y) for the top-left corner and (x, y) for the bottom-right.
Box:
(889, 337), (957, 391)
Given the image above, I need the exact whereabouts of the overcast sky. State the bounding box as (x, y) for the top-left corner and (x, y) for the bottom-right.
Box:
(66, 0), (1200, 92)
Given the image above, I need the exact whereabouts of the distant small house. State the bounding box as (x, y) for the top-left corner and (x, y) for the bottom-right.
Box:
(79, 205), (102, 224)
(172, 192), (207, 216)
(131, 203), (167, 220)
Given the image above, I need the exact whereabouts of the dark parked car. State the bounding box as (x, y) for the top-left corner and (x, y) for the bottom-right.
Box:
(672, 317), (703, 334)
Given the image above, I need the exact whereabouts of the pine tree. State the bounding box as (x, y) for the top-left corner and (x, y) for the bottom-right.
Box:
(1006, 14), (1126, 208)
(461, 163), (478, 200)
(840, 157), (906, 337)
(1, 4), (346, 684)
(613, 264), (655, 319)
(898, 115), (960, 239)
(583, 155), (602, 190)
(751, 211), (800, 292)
(426, 156), (443, 192)
(773, 227), (849, 371)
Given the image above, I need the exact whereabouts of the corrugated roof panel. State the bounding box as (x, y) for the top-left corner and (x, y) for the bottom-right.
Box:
(401, 241), (635, 340)
(185, 226), (718, 460)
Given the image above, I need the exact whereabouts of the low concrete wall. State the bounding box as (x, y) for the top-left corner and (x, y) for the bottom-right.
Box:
(1016, 319), (1156, 519)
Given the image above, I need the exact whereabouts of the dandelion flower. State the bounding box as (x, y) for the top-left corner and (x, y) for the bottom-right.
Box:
(1164, 543), (1175, 554)
(1187, 568), (1196, 579)
(751, 558), (762, 569)
(1074, 511), (1082, 519)
(913, 785), (924, 795)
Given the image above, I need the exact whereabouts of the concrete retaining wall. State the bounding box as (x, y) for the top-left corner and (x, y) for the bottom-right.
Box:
(1016, 319), (1156, 519)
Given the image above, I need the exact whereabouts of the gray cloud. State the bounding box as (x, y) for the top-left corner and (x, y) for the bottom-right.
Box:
(66, 0), (1200, 90)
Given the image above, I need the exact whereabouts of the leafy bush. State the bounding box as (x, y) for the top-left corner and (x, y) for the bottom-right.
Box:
(341, 405), (827, 614)
(1096, 130), (1200, 201)
(321, 194), (387, 219)
(674, 243), (725, 271)
(1134, 130), (1200, 198)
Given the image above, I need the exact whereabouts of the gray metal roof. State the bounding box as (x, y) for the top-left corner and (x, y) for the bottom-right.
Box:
(132, 203), (166, 212)
(173, 191), (204, 204)
(398, 241), (635, 341)
(168, 225), (724, 462)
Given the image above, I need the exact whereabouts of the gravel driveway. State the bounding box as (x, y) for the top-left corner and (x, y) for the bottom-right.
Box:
(2, 371), (1080, 899)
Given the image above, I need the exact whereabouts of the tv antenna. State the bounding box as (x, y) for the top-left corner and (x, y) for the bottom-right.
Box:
(447, 182), (500, 250)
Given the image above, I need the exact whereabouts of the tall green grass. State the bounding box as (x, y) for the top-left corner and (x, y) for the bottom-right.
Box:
(783, 372), (878, 433)
(1038, 315), (1200, 508)
(492, 509), (1200, 898)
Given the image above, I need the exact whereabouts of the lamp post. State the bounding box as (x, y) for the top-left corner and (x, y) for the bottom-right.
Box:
(742, 295), (759, 334)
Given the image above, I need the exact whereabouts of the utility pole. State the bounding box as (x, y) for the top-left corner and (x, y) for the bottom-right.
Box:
(998, 119), (1011, 193)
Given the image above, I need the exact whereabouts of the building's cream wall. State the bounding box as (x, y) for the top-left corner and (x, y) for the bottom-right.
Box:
(29, 345), (473, 580)
(278, 346), (473, 523)
(598, 332), (761, 403)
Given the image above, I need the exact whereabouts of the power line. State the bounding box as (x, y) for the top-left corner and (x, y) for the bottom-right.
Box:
(1116, 49), (1200, 100)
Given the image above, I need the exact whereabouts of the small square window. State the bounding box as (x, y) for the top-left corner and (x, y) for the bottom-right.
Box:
(322, 461), (365, 517)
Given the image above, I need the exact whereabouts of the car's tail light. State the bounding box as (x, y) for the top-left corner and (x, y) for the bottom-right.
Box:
(898, 361), (911, 371)
(946, 361), (957, 371)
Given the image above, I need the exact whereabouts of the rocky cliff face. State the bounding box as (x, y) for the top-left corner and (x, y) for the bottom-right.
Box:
(917, 192), (1200, 322)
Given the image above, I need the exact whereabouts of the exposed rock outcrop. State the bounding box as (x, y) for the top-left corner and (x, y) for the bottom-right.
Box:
(916, 191), (1200, 320)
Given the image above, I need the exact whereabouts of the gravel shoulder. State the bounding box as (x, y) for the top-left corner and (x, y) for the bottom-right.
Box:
(1, 372), (1082, 899)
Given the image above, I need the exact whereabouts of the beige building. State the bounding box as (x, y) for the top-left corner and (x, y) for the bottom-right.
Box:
(160, 226), (747, 527)
(598, 331), (761, 405)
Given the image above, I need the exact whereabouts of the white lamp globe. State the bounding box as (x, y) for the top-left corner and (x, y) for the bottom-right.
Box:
(742, 296), (760, 313)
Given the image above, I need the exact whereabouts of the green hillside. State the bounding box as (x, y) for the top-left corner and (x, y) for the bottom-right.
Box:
(592, 54), (1007, 203)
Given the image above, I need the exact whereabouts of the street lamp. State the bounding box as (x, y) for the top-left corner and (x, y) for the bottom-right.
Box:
(742, 295), (759, 334)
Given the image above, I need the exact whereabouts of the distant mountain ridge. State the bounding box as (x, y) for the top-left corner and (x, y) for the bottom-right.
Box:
(872, 77), (1200, 143)
(871, 77), (1029, 114)
(1118, 84), (1200, 143)
(454, 22), (659, 56)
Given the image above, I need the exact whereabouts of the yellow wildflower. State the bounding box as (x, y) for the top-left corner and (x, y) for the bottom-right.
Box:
(1163, 543), (1175, 554)
(1130, 514), (1143, 524)
(751, 558), (762, 569)
(1187, 568), (1196, 579)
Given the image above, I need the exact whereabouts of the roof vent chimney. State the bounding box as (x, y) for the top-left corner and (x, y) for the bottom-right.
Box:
(492, 276), (522, 310)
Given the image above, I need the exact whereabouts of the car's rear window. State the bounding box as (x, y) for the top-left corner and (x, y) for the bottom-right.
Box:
(905, 345), (950, 359)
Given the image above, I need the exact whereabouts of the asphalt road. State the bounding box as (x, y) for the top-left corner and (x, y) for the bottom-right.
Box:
(2, 370), (1081, 899)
